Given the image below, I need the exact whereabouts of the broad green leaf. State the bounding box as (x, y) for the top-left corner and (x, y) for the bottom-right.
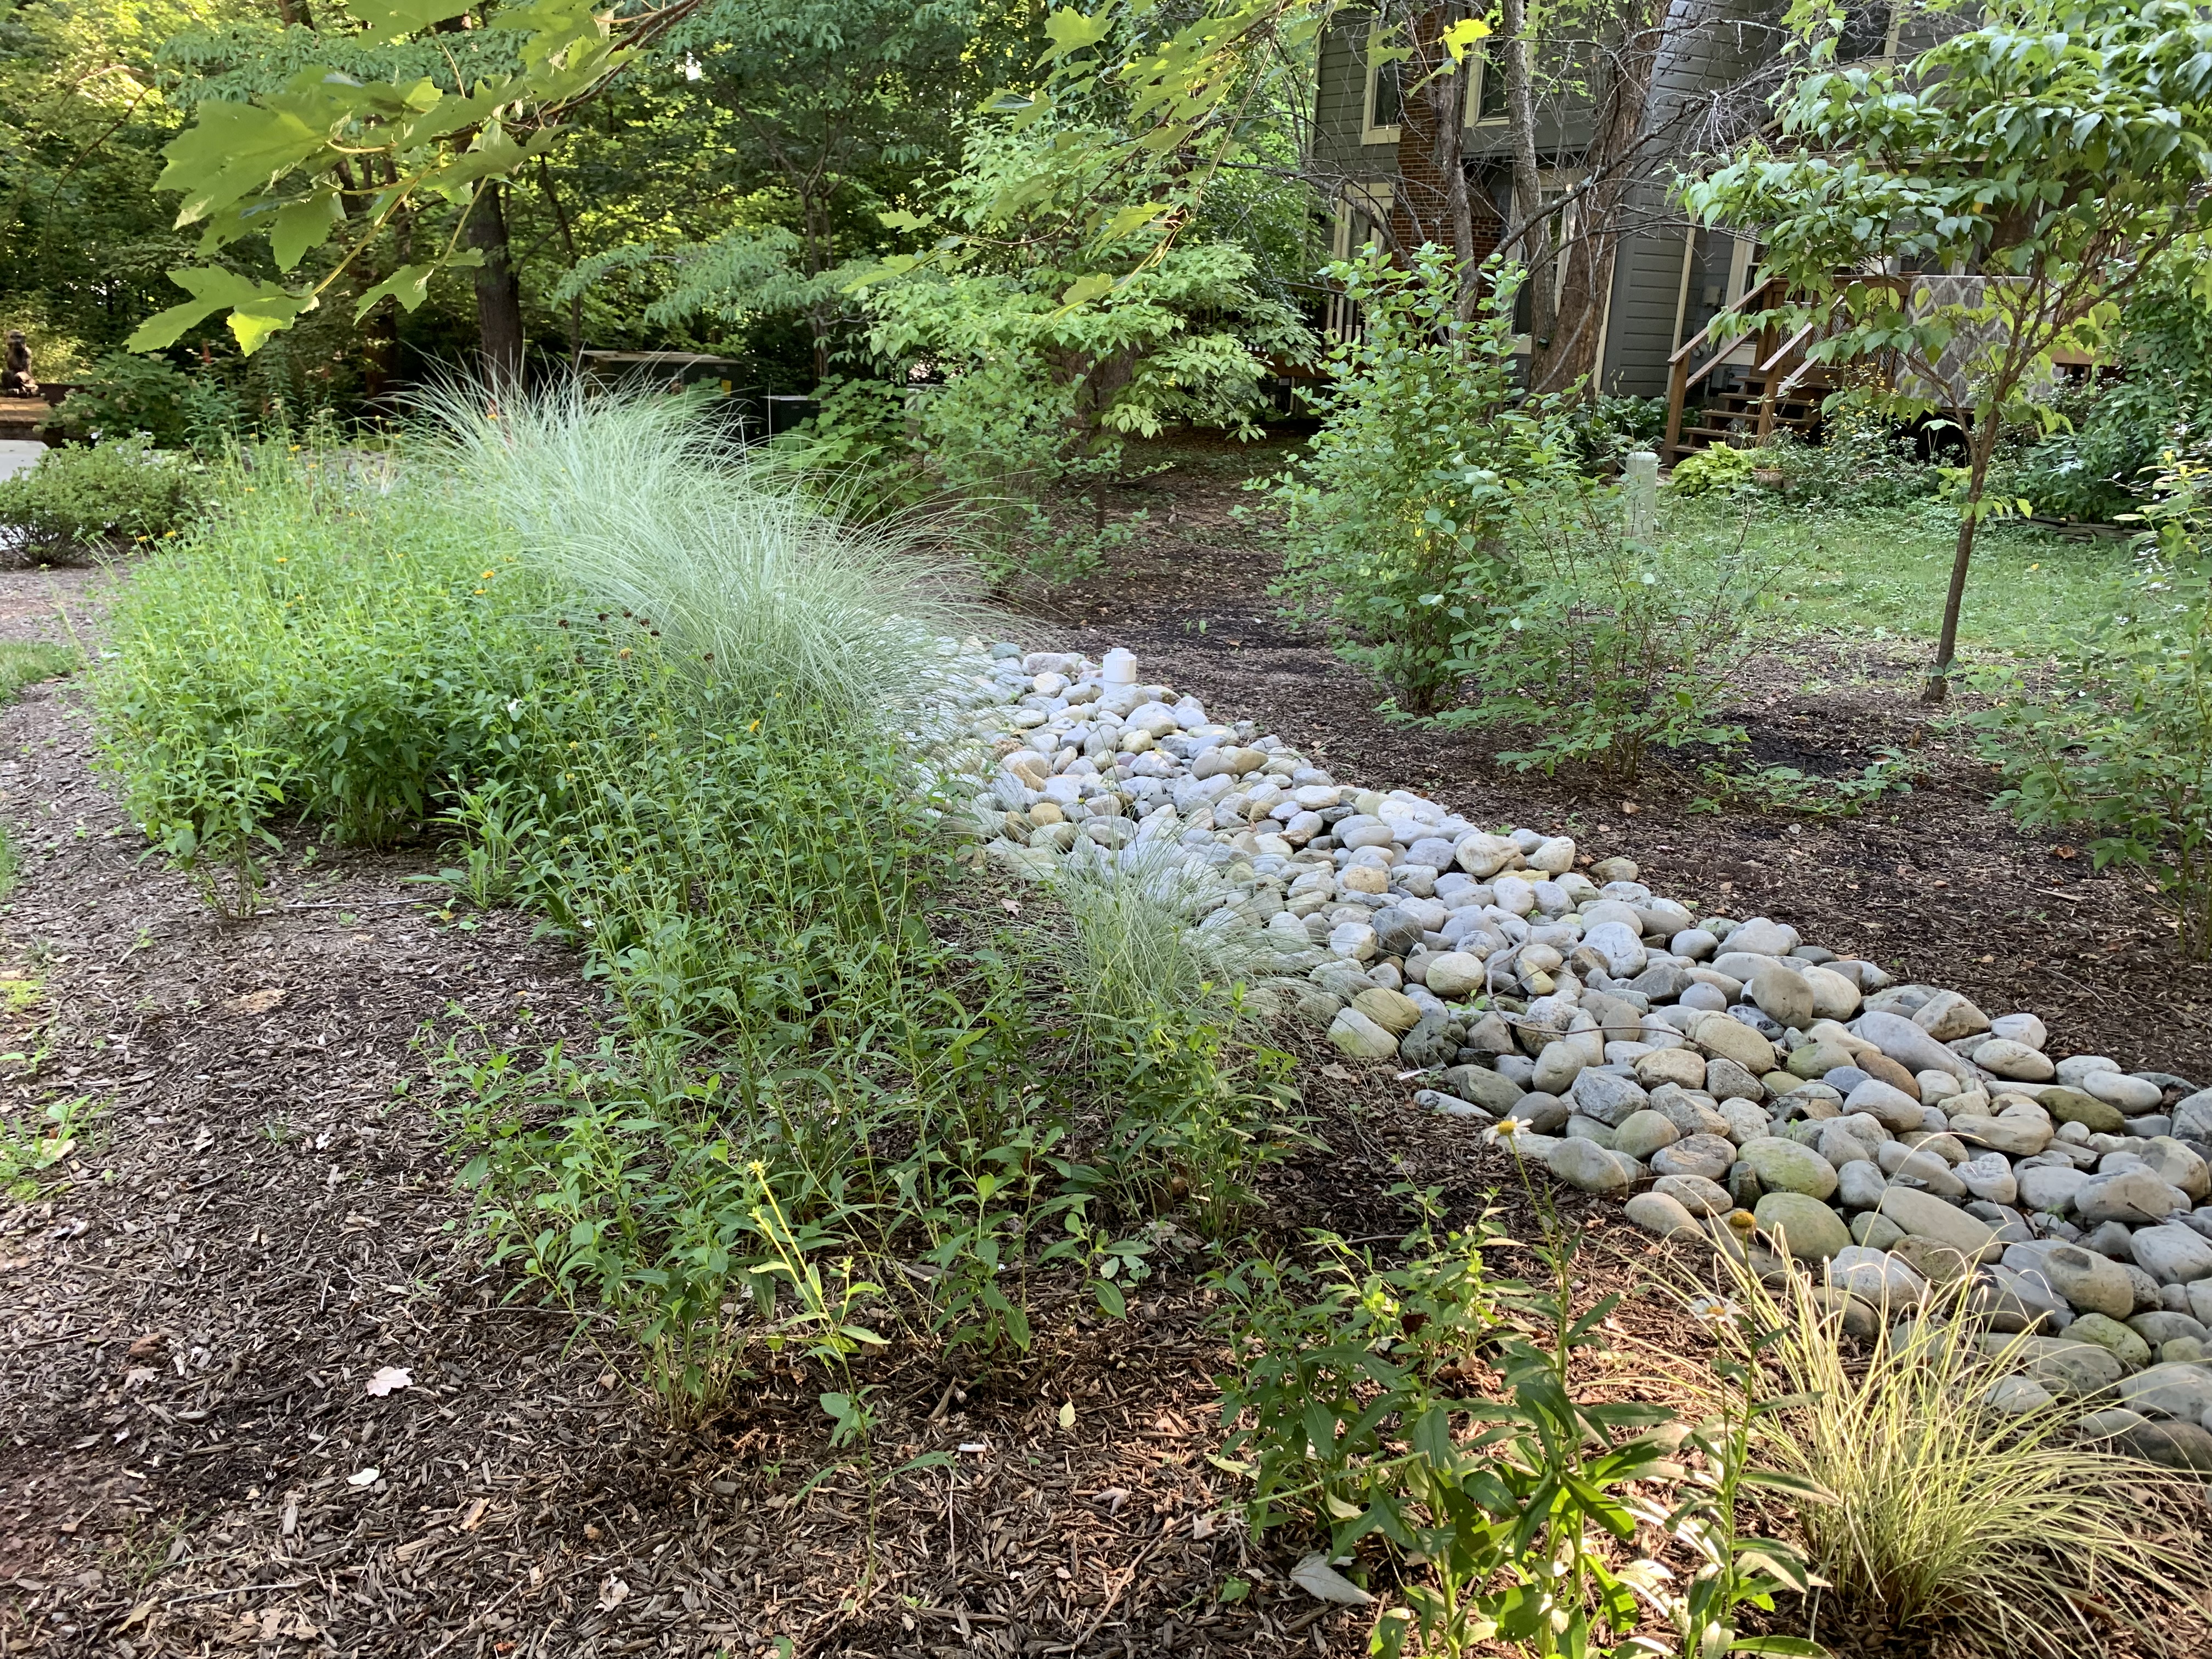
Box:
(157, 100), (329, 229)
(1102, 201), (1168, 239)
(1060, 272), (1116, 307)
(1042, 7), (1113, 61)
(126, 268), (313, 355)
(1729, 1639), (1829, 1656)
(1441, 16), (1492, 62)
(353, 0), (474, 43)
(352, 262), (443, 318)
(270, 189), (342, 272)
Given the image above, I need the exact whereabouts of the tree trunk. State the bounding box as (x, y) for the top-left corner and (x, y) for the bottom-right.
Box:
(1390, 8), (1468, 264)
(1923, 413), (2001, 704)
(1499, 0), (1553, 351)
(1530, 0), (1661, 393)
(465, 184), (526, 396)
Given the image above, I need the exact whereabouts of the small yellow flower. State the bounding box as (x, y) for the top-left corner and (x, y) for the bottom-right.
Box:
(276, 556), (288, 563)
(481, 570), (495, 579)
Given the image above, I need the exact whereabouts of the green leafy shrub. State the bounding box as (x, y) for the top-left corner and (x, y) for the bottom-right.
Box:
(0, 437), (211, 560)
(1565, 393), (1668, 475)
(41, 350), (240, 449)
(1762, 408), (1940, 509)
(1666, 442), (1758, 498)
(1968, 557), (2212, 955)
(1272, 249), (1576, 714)
(93, 443), (543, 901)
(1425, 485), (1770, 784)
(1218, 1190), (1815, 1658)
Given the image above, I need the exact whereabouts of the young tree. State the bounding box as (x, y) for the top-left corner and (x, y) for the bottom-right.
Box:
(1687, 0), (2212, 702)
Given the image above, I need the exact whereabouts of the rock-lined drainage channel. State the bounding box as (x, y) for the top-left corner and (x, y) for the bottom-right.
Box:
(940, 642), (2212, 1473)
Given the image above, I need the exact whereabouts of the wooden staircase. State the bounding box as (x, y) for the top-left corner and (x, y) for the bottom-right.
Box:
(1663, 276), (1869, 462)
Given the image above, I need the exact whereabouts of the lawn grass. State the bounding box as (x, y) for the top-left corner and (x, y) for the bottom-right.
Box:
(0, 641), (80, 698)
(1659, 494), (2131, 656)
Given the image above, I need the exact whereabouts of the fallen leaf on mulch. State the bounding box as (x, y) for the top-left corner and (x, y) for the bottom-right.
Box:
(347, 1467), (380, 1487)
(229, 988), (287, 1014)
(1291, 1554), (1373, 1606)
(597, 1576), (630, 1612)
(127, 1330), (168, 1358)
(365, 1365), (413, 1397)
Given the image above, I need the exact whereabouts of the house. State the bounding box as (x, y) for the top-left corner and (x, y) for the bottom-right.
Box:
(1307, 2), (1927, 444)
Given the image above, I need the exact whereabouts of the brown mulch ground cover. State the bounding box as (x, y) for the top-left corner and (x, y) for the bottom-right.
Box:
(1031, 431), (2212, 1081)
(3, 424), (2209, 1659)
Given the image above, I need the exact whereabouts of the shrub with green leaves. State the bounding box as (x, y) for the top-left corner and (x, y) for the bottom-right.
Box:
(1425, 483), (1770, 785)
(92, 444), (541, 902)
(1272, 249), (1576, 714)
(0, 437), (212, 560)
(41, 350), (240, 449)
(1968, 555), (2212, 956)
(1666, 442), (1758, 498)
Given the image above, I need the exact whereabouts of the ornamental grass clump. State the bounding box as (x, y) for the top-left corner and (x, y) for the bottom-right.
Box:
(413, 381), (978, 725)
(1705, 1254), (2208, 1655)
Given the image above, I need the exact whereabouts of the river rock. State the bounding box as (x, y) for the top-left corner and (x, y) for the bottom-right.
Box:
(2143, 1137), (2211, 1201)
(1532, 1041), (1585, 1094)
(2042, 1243), (2136, 1318)
(1855, 1011), (1976, 1081)
(2086, 1070), (2164, 1111)
(2130, 1223), (2212, 1285)
(1843, 1078), (1925, 1133)
(2006, 1335), (2126, 1397)
(1650, 1133), (1738, 1181)
(1974, 1039), (2056, 1082)
(1612, 1109), (1682, 1161)
(1726, 917), (1799, 956)
(1984, 1376), (2056, 1414)
(1737, 1136), (1839, 1200)
(2115, 1361), (2212, 1421)
(2041, 1087), (2126, 1135)
(1956, 1153), (2019, 1206)
(1749, 962), (1815, 1030)
(1634, 1046), (1707, 1090)
(1911, 989), (1991, 1042)
(1693, 1013), (1776, 1077)
(2018, 1164), (2091, 1215)
(1755, 1192), (1851, 1260)
(2066, 1312), (2152, 1370)
(1828, 1244), (1926, 1304)
(2109, 1420), (2212, 1471)
(2077, 1169), (2186, 1226)
(1836, 1159), (1888, 1210)
(1328, 1007), (1400, 1059)
(1655, 1172), (1734, 1216)
(1571, 1068), (1649, 1127)
(1548, 1136), (1631, 1194)
(1876, 1187), (1996, 1255)
(1624, 1190), (1702, 1239)
(1351, 986), (1421, 1035)
(1423, 951), (1485, 999)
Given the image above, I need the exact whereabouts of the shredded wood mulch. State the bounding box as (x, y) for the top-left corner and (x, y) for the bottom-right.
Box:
(4, 462), (2209, 1659)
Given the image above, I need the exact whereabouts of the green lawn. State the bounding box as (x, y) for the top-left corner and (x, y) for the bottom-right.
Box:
(1660, 495), (2129, 656)
(0, 641), (79, 698)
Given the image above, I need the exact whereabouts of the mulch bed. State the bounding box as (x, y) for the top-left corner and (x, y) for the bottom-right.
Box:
(3, 430), (2209, 1659)
(1031, 432), (2212, 1081)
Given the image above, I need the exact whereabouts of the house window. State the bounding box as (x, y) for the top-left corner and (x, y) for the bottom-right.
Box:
(1362, 31), (1404, 145)
(1837, 1), (1900, 63)
(1465, 38), (1510, 126)
(1328, 183), (1394, 338)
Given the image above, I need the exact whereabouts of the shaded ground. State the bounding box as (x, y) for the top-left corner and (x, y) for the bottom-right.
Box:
(1035, 432), (2212, 1082)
